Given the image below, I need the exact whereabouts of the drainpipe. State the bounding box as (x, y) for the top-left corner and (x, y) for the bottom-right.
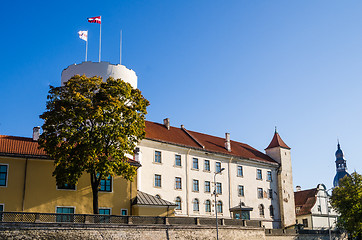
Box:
(185, 149), (191, 216)
(22, 158), (28, 211)
(228, 157), (233, 218)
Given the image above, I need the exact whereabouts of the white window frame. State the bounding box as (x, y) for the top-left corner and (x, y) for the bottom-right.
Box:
(99, 207), (112, 215)
(56, 183), (77, 191)
(175, 154), (182, 167)
(121, 209), (128, 216)
(175, 177), (182, 190)
(237, 165), (243, 177)
(154, 150), (162, 163)
(154, 174), (162, 188)
(0, 164), (9, 187)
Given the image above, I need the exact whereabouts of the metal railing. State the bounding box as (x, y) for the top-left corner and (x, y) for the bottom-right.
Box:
(0, 212), (261, 227)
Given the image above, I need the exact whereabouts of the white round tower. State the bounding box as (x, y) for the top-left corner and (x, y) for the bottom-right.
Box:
(61, 62), (138, 88)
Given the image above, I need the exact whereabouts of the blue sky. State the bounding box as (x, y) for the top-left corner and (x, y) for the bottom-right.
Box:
(1, 0), (361, 190)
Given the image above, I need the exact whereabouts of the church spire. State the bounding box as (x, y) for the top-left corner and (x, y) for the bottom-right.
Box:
(333, 141), (350, 187)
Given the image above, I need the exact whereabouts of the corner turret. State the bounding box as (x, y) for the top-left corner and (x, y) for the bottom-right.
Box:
(265, 129), (296, 229)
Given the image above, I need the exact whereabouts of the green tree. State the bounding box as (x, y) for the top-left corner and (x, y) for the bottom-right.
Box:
(39, 75), (149, 214)
(330, 172), (362, 239)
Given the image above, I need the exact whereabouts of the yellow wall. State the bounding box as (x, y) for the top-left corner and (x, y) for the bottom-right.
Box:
(133, 206), (175, 217)
(0, 156), (137, 215)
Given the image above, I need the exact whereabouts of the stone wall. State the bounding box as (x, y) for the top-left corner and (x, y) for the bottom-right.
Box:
(0, 223), (347, 240)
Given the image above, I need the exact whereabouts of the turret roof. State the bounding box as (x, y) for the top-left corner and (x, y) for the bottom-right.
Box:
(265, 130), (290, 150)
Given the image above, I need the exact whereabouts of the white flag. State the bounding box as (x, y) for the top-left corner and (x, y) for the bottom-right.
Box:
(78, 31), (88, 41)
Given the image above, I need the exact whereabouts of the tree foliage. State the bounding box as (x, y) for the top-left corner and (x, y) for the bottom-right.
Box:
(39, 75), (149, 213)
(330, 172), (362, 239)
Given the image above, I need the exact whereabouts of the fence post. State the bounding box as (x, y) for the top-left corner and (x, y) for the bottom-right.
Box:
(220, 218), (225, 226)
(84, 214), (90, 224)
(164, 217), (169, 225)
(35, 213), (41, 223)
(242, 220), (246, 227)
(195, 217), (200, 225)
(127, 216), (133, 225)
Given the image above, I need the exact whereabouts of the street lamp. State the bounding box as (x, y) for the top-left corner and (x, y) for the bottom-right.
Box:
(214, 167), (225, 240)
(325, 187), (334, 240)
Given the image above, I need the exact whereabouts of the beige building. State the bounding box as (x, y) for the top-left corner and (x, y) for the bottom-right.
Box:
(0, 133), (175, 217)
(136, 119), (296, 229)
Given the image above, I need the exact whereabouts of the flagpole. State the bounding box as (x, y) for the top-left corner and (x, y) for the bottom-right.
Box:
(120, 30), (122, 65)
(99, 19), (102, 62)
(85, 31), (88, 62)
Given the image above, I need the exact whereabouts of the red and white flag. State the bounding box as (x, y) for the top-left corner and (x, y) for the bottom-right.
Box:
(78, 31), (88, 41)
(87, 16), (101, 24)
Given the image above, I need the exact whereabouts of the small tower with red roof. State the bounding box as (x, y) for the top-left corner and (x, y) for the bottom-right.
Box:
(265, 128), (296, 229)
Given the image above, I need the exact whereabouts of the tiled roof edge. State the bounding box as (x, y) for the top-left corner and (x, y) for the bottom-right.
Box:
(0, 152), (50, 160)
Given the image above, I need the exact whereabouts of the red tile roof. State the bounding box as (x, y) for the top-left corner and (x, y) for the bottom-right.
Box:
(294, 188), (318, 216)
(0, 135), (48, 158)
(1, 121), (278, 165)
(0, 135), (140, 166)
(145, 121), (278, 165)
(265, 131), (290, 150)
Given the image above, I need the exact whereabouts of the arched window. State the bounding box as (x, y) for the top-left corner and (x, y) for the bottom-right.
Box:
(175, 197), (182, 210)
(193, 198), (199, 212)
(269, 205), (274, 217)
(205, 200), (211, 213)
(259, 204), (264, 217)
(155, 194), (161, 199)
(217, 201), (223, 213)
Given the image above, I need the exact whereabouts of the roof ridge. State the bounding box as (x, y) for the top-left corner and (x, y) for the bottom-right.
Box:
(181, 126), (205, 149)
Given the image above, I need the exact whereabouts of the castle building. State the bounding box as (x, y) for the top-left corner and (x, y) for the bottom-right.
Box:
(0, 61), (297, 229)
(136, 120), (296, 229)
(333, 142), (350, 187)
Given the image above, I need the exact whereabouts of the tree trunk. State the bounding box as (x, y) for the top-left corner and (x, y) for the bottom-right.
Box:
(90, 173), (99, 214)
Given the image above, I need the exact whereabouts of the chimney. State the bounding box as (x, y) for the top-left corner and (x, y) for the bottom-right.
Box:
(163, 118), (170, 130)
(296, 186), (301, 192)
(33, 126), (40, 141)
(225, 133), (231, 152)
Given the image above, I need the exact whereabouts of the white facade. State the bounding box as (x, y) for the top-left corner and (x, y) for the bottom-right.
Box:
(295, 184), (337, 230)
(61, 61), (138, 88)
(137, 138), (282, 229)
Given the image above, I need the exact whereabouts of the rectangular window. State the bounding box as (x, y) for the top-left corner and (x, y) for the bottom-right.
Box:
(175, 154), (181, 166)
(0, 204), (3, 212)
(99, 176), (112, 192)
(268, 189), (273, 199)
(215, 162), (221, 173)
(121, 209), (128, 216)
(57, 183), (76, 190)
(154, 174), (161, 187)
(204, 181), (210, 193)
(256, 169), (262, 180)
(56, 207), (75, 222)
(0, 165), (8, 187)
(302, 219), (308, 228)
(216, 182), (222, 194)
(175, 177), (182, 189)
(192, 158), (199, 169)
(238, 185), (244, 196)
(99, 208), (111, 223)
(237, 166), (243, 177)
(193, 179), (199, 192)
(257, 188), (263, 199)
(154, 151), (162, 163)
(204, 160), (210, 171)
(267, 171), (272, 181)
